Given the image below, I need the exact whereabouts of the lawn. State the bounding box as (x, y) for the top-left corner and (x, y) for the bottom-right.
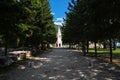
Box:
(89, 48), (120, 54)
(88, 48), (120, 66)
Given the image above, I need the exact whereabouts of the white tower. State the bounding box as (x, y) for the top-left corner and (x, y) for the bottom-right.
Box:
(56, 26), (62, 47)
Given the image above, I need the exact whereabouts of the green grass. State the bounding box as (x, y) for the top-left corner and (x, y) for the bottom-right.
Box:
(89, 48), (120, 54)
(113, 49), (120, 54)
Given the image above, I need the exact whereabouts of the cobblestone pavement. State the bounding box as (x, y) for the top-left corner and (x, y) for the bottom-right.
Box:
(1, 48), (120, 80)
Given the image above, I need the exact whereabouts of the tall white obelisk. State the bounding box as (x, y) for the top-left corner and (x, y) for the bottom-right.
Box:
(56, 26), (62, 47)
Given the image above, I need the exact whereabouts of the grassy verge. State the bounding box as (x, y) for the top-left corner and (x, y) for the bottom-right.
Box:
(88, 48), (120, 67)
(89, 48), (120, 54)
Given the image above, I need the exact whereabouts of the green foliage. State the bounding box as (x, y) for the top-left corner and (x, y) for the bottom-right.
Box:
(64, 0), (120, 43)
(0, 0), (23, 55)
(63, 0), (120, 62)
(0, 0), (56, 54)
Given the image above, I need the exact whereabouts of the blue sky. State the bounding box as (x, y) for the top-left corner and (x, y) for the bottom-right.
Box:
(49, 0), (70, 25)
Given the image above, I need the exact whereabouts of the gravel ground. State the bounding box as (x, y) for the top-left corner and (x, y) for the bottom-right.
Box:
(0, 48), (120, 80)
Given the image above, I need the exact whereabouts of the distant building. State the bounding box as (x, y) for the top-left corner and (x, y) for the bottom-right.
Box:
(55, 25), (62, 47)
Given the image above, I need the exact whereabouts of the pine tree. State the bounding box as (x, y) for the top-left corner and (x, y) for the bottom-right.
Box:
(34, 0), (56, 50)
(64, 0), (120, 62)
(0, 0), (22, 55)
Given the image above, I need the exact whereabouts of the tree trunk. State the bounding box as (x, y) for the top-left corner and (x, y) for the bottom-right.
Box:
(78, 43), (80, 50)
(94, 41), (97, 57)
(103, 41), (106, 49)
(113, 39), (116, 50)
(68, 43), (70, 48)
(4, 38), (8, 56)
(41, 43), (46, 50)
(86, 40), (89, 53)
(69, 43), (72, 49)
(4, 43), (8, 56)
(22, 42), (24, 51)
(82, 41), (86, 56)
(109, 38), (113, 63)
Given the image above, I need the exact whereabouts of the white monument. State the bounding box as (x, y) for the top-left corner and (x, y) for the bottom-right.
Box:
(56, 26), (62, 47)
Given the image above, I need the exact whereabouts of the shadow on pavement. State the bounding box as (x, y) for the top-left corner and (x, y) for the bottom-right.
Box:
(1, 48), (120, 80)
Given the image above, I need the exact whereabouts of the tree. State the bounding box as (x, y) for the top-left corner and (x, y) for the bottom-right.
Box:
(34, 0), (56, 50)
(0, 0), (56, 55)
(17, 0), (56, 50)
(64, 0), (120, 62)
(0, 0), (22, 55)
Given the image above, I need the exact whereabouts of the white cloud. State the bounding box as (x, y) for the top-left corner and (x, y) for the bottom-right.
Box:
(54, 22), (62, 26)
(54, 17), (64, 26)
(56, 18), (63, 22)
(51, 12), (55, 15)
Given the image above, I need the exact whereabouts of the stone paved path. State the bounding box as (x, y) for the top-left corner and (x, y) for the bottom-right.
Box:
(1, 48), (120, 80)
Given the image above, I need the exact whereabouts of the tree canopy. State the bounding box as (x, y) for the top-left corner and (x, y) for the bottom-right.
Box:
(63, 0), (120, 62)
(0, 0), (56, 55)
